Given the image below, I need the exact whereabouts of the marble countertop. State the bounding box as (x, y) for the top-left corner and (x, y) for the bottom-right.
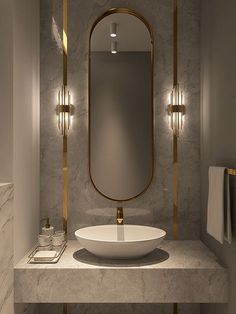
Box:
(14, 240), (228, 303)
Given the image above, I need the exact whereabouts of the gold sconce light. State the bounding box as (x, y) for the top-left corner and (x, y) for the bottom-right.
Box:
(167, 84), (186, 137)
(56, 85), (74, 135)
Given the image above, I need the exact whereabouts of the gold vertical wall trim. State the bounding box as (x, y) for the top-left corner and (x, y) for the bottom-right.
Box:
(173, 0), (177, 86)
(173, 0), (178, 313)
(62, 1), (68, 314)
(63, 0), (68, 85)
(63, 303), (67, 314)
(173, 134), (178, 240)
(62, 0), (68, 236)
(172, 0), (179, 241)
(173, 303), (178, 314)
(63, 135), (68, 234)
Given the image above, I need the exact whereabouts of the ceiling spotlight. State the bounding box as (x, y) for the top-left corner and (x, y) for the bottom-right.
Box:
(111, 41), (117, 54)
(110, 23), (117, 37)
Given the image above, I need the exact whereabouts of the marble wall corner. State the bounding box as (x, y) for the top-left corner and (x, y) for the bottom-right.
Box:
(0, 183), (13, 314)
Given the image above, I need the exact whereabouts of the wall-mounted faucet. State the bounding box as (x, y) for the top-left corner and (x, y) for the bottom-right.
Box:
(116, 207), (124, 225)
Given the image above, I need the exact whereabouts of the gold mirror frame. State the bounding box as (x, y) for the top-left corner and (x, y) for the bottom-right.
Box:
(88, 8), (154, 201)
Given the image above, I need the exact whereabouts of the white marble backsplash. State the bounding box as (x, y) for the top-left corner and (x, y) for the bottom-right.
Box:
(0, 183), (13, 314)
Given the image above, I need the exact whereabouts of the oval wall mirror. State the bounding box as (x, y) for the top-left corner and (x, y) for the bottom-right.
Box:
(89, 8), (154, 201)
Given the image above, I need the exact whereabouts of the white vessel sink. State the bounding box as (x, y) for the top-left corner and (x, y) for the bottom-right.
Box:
(75, 225), (166, 259)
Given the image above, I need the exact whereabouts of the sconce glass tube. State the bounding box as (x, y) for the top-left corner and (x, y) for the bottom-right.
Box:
(167, 84), (186, 137)
(111, 41), (117, 54)
(110, 23), (117, 37)
(56, 85), (74, 135)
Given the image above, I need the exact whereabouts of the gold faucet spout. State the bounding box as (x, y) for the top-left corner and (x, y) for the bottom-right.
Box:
(116, 207), (124, 225)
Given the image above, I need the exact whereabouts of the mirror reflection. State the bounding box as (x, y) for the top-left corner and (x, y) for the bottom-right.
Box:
(89, 10), (153, 201)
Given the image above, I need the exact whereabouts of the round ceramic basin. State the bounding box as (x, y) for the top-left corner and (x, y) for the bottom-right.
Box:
(75, 225), (166, 259)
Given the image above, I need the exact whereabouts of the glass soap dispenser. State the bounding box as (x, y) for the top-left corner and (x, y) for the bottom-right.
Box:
(42, 218), (54, 236)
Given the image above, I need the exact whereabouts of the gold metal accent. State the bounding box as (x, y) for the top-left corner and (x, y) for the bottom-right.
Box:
(88, 8), (154, 201)
(63, 304), (67, 314)
(56, 104), (74, 114)
(63, 134), (68, 234)
(227, 168), (236, 176)
(61, 0), (71, 236)
(173, 1), (179, 313)
(172, 0), (179, 242)
(63, 0), (67, 85)
(173, 303), (178, 314)
(116, 207), (124, 225)
(173, 0), (177, 87)
(28, 243), (67, 264)
(167, 105), (186, 114)
(173, 134), (178, 240)
(62, 2), (68, 314)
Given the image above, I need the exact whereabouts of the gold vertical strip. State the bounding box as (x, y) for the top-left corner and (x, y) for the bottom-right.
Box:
(63, 0), (68, 86)
(173, 0), (177, 86)
(63, 1), (68, 314)
(173, 134), (178, 240)
(62, 0), (68, 235)
(173, 0), (178, 313)
(172, 0), (179, 241)
(63, 134), (68, 234)
(173, 303), (178, 314)
(63, 303), (67, 314)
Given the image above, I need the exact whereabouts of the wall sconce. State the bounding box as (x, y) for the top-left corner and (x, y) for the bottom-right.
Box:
(56, 85), (74, 135)
(111, 41), (117, 54)
(110, 23), (117, 37)
(167, 84), (186, 137)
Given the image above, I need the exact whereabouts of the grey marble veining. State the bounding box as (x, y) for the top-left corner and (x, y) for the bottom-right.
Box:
(14, 240), (227, 304)
(0, 183), (13, 314)
(40, 0), (201, 240)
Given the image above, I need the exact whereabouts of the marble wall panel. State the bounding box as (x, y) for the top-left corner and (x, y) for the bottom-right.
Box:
(40, 0), (200, 240)
(0, 183), (13, 314)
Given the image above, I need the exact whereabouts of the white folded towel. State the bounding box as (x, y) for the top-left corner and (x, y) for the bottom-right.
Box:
(207, 166), (232, 244)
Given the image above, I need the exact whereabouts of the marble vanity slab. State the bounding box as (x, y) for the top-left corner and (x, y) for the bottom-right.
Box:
(14, 240), (227, 304)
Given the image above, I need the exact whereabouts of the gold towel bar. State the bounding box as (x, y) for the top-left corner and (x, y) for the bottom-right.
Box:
(227, 169), (236, 176)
